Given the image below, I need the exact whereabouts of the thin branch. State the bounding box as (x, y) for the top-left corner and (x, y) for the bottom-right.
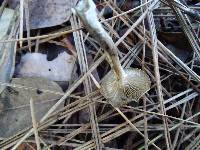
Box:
(30, 98), (41, 150)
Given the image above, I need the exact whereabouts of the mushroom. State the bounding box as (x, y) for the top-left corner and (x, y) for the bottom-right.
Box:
(74, 0), (151, 107)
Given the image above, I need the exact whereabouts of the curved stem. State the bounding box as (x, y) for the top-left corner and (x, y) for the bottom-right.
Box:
(74, 0), (124, 80)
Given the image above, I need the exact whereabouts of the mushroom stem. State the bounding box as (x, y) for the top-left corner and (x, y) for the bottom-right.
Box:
(74, 0), (124, 81)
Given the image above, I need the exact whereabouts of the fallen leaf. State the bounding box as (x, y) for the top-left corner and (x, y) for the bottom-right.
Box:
(8, 0), (78, 29)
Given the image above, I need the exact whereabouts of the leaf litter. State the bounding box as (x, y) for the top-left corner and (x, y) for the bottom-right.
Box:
(0, 0), (200, 149)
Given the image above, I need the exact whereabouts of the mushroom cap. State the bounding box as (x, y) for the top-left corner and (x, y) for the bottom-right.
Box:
(100, 68), (151, 107)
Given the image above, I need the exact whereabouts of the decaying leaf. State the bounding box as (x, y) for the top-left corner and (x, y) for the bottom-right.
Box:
(0, 77), (63, 138)
(8, 0), (78, 29)
(16, 52), (76, 81)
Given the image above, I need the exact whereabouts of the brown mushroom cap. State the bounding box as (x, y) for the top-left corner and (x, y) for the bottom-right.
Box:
(100, 68), (151, 107)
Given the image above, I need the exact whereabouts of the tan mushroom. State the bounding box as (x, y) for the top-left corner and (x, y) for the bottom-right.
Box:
(74, 0), (151, 107)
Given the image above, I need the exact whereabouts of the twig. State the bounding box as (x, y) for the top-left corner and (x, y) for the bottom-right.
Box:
(30, 98), (41, 150)
(71, 13), (103, 150)
(34, 30), (40, 52)
(145, 1), (172, 149)
(0, 28), (82, 43)
(19, 0), (24, 47)
(24, 0), (31, 51)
